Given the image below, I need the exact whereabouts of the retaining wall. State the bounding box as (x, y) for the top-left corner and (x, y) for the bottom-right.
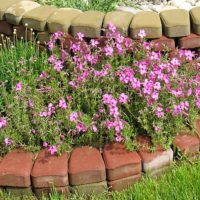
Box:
(0, 133), (199, 198)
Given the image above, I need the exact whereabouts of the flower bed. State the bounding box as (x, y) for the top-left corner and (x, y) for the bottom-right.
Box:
(0, 24), (200, 155)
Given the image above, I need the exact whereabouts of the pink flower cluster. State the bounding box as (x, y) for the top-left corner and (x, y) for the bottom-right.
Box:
(103, 93), (129, 142)
(0, 117), (7, 129)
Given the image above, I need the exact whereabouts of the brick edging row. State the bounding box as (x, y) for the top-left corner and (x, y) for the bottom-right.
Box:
(0, 133), (199, 198)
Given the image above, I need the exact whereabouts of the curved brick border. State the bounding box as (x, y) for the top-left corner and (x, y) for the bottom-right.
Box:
(0, 1), (200, 54)
(0, 134), (199, 198)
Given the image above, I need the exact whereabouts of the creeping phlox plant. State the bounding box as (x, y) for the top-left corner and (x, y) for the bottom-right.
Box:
(0, 23), (200, 155)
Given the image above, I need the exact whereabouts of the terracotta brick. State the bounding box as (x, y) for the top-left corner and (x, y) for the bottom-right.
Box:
(103, 143), (141, 181)
(137, 136), (173, 173)
(0, 149), (34, 187)
(173, 133), (200, 156)
(151, 36), (175, 51)
(34, 186), (69, 197)
(31, 150), (68, 188)
(178, 34), (200, 49)
(69, 146), (106, 185)
(108, 174), (141, 191)
(0, 21), (13, 35)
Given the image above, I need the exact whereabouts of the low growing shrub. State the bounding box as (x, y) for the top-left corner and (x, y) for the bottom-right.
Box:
(0, 25), (200, 155)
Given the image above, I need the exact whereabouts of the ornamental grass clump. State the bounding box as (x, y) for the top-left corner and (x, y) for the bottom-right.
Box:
(0, 24), (200, 155)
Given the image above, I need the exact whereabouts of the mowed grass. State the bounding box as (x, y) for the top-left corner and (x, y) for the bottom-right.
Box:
(35, 0), (124, 12)
(0, 159), (200, 200)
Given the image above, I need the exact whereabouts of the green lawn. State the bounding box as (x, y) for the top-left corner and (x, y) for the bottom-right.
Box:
(0, 159), (200, 200)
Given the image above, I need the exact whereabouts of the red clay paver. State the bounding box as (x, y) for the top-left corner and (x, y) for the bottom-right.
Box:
(0, 21), (13, 35)
(31, 150), (68, 188)
(0, 149), (34, 187)
(137, 135), (173, 173)
(178, 33), (200, 49)
(173, 133), (200, 156)
(151, 35), (175, 51)
(103, 143), (141, 181)
(68, 146), (106, 185)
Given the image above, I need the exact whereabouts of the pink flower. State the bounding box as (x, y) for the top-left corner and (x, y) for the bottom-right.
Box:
(60, 135), (65, 140)
(119, 93), (129, 104)
(90, 39), (99, 47)
(69, 112), (78, 122)
(138, 29), (146, 39)
(107, 22), (116, 32)
(58, 98), (67, 109)
(115, 135), (122, 142)
(28, 100), (34, 109)
(48, 145), (57, 155)
(102, 94), (113, 104)
(155, 107), (165, 118)
(15, 82), (22, 92)
(76, 123), (87, 133)
(0, 117), (7, 129)
(4, 138), (12, 146)
(180, 101), (189, 111)
(195, 99), (200, 108)
(104, 46), (113, 57)
(77, 32), (84, 41)
(54, 60), (63, 72)
(43, 142), (48, 148)
(92, 125), (98, 132)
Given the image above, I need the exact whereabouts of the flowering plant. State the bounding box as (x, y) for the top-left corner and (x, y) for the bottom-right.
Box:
(0, 24), (200, 155)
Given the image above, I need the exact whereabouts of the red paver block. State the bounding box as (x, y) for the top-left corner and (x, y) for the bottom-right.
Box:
(151, 35), (175, 51)
(178, 33), (200, 49)
(31, 150), (68, 188)
(103, 143), (141, 181)
(173, 133), (200, 156)
(108, 174), (141, 191)
(68, 146), (106, 185)
(137, 136), (173, 173)
(0, 149), (34, 187)
(0, 21), (13, 35)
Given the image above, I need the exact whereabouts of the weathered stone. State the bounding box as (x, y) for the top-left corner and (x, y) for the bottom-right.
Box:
(178, 33), (200, 49)
(103, 143), (141, 181)
(0, 149), (34, 187)
(22, 5), (57, 31)
(103, 11), (134, 36)
(0, 0), (23, 20)
(69, 146), (106, 185)
(137, 136), (173, 173)
(6, 186), (32, 196)
(70, 181), (107, 195)
(130, 11), (162, 39)
(47, 8), (82, 33)
(151, 35), (175, 51)
(31, 150), (68, 188)
(71, 11), (105, 38)
(173, 133), (200, 156)
(34, 186), (69, 197)
(0, 21), (13, 35)
(36, 32), (50, 43)
(108, 174), (141, 191)
(5, 1), (40, 25)
(160, 9), (190, 37)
